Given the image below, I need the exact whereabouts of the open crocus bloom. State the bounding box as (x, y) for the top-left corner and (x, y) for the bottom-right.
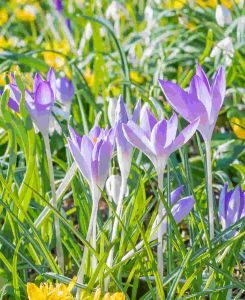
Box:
(122, 105), (199, 175)
(219, 183), (245, 234)
(151, 185), (195, 239)
(67, 125), (115, 191)
(115, 95), (141, 177)
(159, 64), (225, 143)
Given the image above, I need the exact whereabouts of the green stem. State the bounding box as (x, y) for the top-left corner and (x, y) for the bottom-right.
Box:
(205, 140), (214, 240)
(43, 134), (64, 274)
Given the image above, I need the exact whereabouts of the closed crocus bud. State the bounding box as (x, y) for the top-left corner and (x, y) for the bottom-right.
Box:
(56, 76), (74, 115)
(219, 183), (245, 235)
(26, 81), (55, 135)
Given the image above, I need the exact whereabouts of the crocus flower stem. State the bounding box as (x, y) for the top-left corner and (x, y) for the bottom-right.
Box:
(43, 133), (64, 274)
(104, 175), (128, 291)
(157, 166), (166, 285)
(205, 139), (214, 240)
(76, 186), (100, 300)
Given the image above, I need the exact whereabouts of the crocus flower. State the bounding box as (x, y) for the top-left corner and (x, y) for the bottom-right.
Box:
(219, 183), (245, 234)
(25, 68), (56, 135)
(115, 95), (141, 178)
(56, 76), (74, 115)
(122, 106), (199, 176)
(159, 64), (225, 143)
(122, 186), (195, 261)
(151, 185), (195, 239)
(67, 125), (115, 191)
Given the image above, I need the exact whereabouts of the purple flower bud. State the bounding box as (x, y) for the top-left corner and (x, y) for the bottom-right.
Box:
(219, 183), (245, 234)
(159, 65), (226, 143)
(54, 0), (63, 12)
(56, 76), (74, 104)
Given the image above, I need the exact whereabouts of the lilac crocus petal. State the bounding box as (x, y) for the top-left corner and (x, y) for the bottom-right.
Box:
(171, 185), (184, 205)
(196, 64), (211, 91)
(210, 66), (226, 123)
(151, 119), (167, 155)
(89, 125), (101, 142)
(131, 99), (141, 123)
(8, 84), (21, 112)
(67, 138), (91, 184)
(56, 76), (74, 103)
(165, 113), (178, 147)
(140, 106), (157, 138)
(33, 73), (43, 94)
(47, 68), (56, 98)
(170, 118), (199, 154)
(219, 183), (245, 233)
(116, 95), (128, 123)
(122, 121), (153, 156)
(34, 82), (54, 111)
(54, 0), (63, 12)
(116, 122), (131, 155)
(68, 125), (82, 147)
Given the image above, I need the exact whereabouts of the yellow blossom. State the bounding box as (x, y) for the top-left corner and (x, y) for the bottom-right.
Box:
(0, 73), (6, 86)
(43, 40), (70, 69)
(230, 118), (245, 140)
(27, 278), (76, 300)
(130, 71), (145, 84)
(84, 67), (95, 87)
(0, 8), (8, 26)
(0, 36), (14, 51)
(15, 4), (39, 22)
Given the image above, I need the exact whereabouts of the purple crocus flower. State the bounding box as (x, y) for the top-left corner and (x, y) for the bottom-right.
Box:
(152, 185), (195, 238)
(25, 68), (56, 135)
(56, 76), (74, 104)
(158, 64), (226, 143)
(219, 183), (245, 234)
(122, 105), (199, 175)
(67, 125), (115, 190)
(122, 186), (195, 261)
(54, 0), (63, 12)
(115, 96), (141, 178)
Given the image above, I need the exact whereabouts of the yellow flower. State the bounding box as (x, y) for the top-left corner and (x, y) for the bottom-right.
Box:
(0, 73), (6, 86)
(0, 36), (14, 51)
(230, 117), (245, 140)
(43, 40), (70, 69)
(15, 4), (39, 22)
(166, 0), (187, 9)
(84, 67), (95, 87)
(0, 8), (8, 26)
(130, 71), (145, 84)
(195, 0), (239, 9)
(27, 278), (76, 300)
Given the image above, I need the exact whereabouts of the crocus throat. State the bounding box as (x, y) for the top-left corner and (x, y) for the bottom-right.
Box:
(92, 137), (97, 143)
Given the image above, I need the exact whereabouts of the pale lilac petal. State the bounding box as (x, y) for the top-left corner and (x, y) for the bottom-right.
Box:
(165, 113), (178, 147)
(68, 138), (91, 183)
(238, 186), (244, 219)
(98, 138), (114, 187)
(47, 67), (56, 97)
(123, 121), (153, 156)
(226, 186), (242, 227)
(89, 125), (101, 142)
(159, 79), (208, 125)
(171, 185), (184, 205)
(34, 82), (54, 111)
(210, 66), (226, 123)
(131, 99), (141, 123)
(189, 75), (212, 118)
(116, 95), (128, 123)
(140, 106), (157, 138)
(80, 135), (93, 168)
(150, 119), (167, 155)
(56, 76), (74, 103)
(116, 122), (132, 155)
(170, 118), (199, 154)
(33, 73), (43, 94)
(196, 64), (211, 92)
(91, 139), (103, 182)
(68, 125), (82, 147)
